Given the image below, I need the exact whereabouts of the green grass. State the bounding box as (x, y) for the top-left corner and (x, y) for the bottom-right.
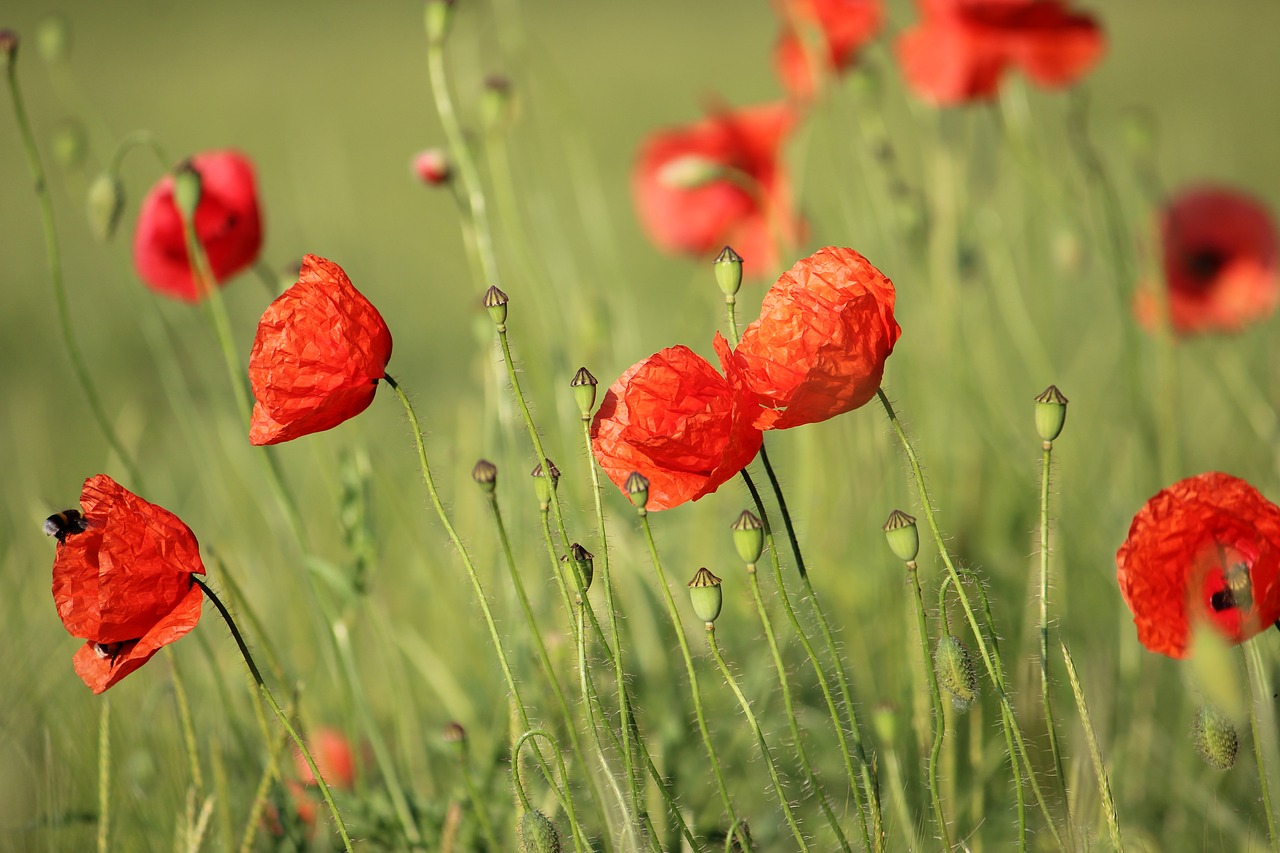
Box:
(3, 1), (1280, 851)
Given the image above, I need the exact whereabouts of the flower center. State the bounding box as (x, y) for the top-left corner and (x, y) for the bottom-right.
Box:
(1183, 246), (1228, 290)
(1209, 561), (1253, 613)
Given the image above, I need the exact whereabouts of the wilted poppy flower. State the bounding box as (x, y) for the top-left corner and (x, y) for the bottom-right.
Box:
(1116, 472), (1280, 659)
(591, 345), (763, 511)
(50, 474), (204, 693)
(633, 102), (804, 274)
(774, 0), (883, 101)
(1134, 187), (1279, 335)
(248, 254), (393, 446)
(720, 246), (900, 430)
(896, 0), (1105, 105)
(133, 150), (263, 302)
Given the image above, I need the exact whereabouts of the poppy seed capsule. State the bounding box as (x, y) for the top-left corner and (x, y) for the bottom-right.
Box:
(483, 285), (509, 327)
(882, 510), (919, 563)
(714, 246), (744, 298)
(519, 808), (562, 853)
(172, 161), (202, 220)
(934, 635), (979, 709)
(442, 721), (466, 746)
(530, 460), (560, 505)
(731, 510), (764, 565)
(625, 472), (650, 512)
(1191, 705), (1238, 770)
(1034, 385), (1069, 443)
(564, 543), (594, 593)
(688, 567), (723, 624)
(570, 367), (598, 418)
(87, 173), (125, 242)
(471, 459), (497, 493)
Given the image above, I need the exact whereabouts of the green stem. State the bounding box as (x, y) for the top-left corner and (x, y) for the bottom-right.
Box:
(171, 660), (205, 794)
(1245, 641), (1280, 853)
(97, 697), (110, 853)
(1060, 642), (1122, 851)
(907, 560), (952, 850)
(456, 741), (502, 852)
(1038, 441), (1070, 824)
(192, 576), (354, 853)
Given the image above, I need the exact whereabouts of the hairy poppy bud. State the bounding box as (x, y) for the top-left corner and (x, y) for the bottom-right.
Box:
(87, 173), (125, 242)
(471, 459), (497, 493)
(625, 472), (650, 512)
(1191, 705), (1238, 770)
(412, 148), (451, 186)
(934, 634), (979, 710)
(688, 567), (724, 625)
(731, 510), (764, 565)
(882, 509), (919, 563)
(484, 285), (509, 327)
(1034, 385), (1069, 443)
(519, 809), (562, 853)
(570, 367), (598, 419)
(714, 245), (744, 297)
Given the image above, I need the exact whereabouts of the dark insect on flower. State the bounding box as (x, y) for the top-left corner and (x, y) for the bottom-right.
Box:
(43, 508), (88, 543)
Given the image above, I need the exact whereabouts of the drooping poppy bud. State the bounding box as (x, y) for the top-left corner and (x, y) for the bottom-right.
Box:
(132, 150), (263, 302)
(1116, 472), (1280, 659)
(1191, 705), (1238, 770)
(248, 254), (393, 446)
(519, 809), (563, 853)
(86, 173), (125, 242)
(50, 474), (205, 694)
(934, 634), (979, 710)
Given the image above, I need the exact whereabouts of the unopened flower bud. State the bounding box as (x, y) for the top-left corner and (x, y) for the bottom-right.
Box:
(412, 148), (451, 186)
(424, 0), (455, 46)
(86, 173), (125, 242)
(570, 367), (598, 418)
(172, 161), (203, 220)
(35, 15), (70, 64)
(731, 510), (763, 565)
(657, 154), (724, 190)
(714, 246), (744, 298)
(934, 635), (978, 710)
(0, 30), (19, 70)
(481, 74), (513, 131)
(1034, 385), (1068, 443)
(471, 459), (497, 493)
(564, 543), (594, 593)
(882, 510), (919, 563)
(530, 460), (560, 505)
(484, 285), (509, 327)
(52, 121), (88, 171)
(442, 721), (466, 747)
(1191, 705), (1238, 770)
(519, 808), (563, 853)
(625, 472), (649, 512)
(687, 567), (723, 625)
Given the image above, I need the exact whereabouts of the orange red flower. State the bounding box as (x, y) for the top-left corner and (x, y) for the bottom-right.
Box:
(248, 254), (393, 446)
(896, 0), (1104, 105)
(591, 345), (763, 511)
(774, 0), (883, 101)
(50, 474), (204, 693)
(293, 727), (358, 790)
(720, 246), (900, 430)
(1116, 472), (1280, 659)
(133, 150), (263, 301)
(633, 103), (804, 274)
(1135, 186), (1279, 335)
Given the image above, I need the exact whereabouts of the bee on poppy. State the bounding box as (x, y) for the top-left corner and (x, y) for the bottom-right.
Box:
(91, 641), (131, 665)
(1210, 562), (1254, 614)
(43, 509), (88, 543)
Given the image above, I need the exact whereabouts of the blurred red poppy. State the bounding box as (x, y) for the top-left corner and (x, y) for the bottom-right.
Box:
(51, 474), (204, 693)
(248, 254), (393, 446)
(774, 0), (883, 101)
(721, 247), (900, 430)
(896, 0), (1104, 105)
(133, 150), (263, 302)
(1134, 187), (1279, 335)
(633, 103), (804, 274)
(591, 344), (763, 511)
(1117, 472), (1280, 659)
(294, 727), (358, 790)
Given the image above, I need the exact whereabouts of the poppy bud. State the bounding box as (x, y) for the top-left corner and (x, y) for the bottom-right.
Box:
(564, 543), (594, 593)
(1191, 705), (1238, 770)
(412, 148), (451, 186)
(934, 634), (979, 710)
(471, 459), (497, 493)
(0, 30), (18, 70)
(530, 460), (560, 506)
(714, 246), (744, 298)
(481, 75), (513, 131)
(570, 367), (598, 418)
(52, 121), (88, 171)
(687, 567), (723, 625)
(86, 173), (125, 242)
(442, 721), (466, 748)
(656, 154), (725, 190)
(424, 0), (455, 46)
(35, 15), (70, 64)
(625, 472), (650, 512)
(731, 510), (764, 565)
(172, 161), (202, 221)
(1034, 385), (1069, 443)
(484, 285), (509, 328)
(519, 808), (563, 853)
(882, 509), (919, 563)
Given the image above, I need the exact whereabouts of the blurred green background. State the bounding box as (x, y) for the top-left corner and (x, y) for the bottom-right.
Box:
(3, 0), (1280, 850)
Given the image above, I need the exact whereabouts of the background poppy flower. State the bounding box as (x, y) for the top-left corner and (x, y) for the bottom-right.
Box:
(1134, 186), (1279, 335)
(51, 474), (205, 693)
(774, 0), (883, 101)
(1116, 472), (1280, 659)
(248, 254), (393, 446)
(633, 102), (805, 273)
(293, 727), (358, 790)
(133, 149), (263, 302)
(721, 246), (900, 430)
(896, 0), (1105, 105)
(591, 344), (763, 511)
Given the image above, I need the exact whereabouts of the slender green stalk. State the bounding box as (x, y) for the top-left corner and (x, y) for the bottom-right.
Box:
(1245, 642), (1280, 853)
(191, 576), (353, 853)
(237, 727), (288, 853)
(705, 625), (811, 852)
(5, 50), (143, 488)
(171, 660), (205, 794)
(455, 741), (502, 851)
(907, 560), (952, 851)
(1060, 642), (1122, 851)
(1038, 441), (1070, 821)
(97, 697), (110, 853)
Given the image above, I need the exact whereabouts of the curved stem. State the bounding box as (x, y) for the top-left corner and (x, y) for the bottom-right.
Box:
(906, 560), (952, 851)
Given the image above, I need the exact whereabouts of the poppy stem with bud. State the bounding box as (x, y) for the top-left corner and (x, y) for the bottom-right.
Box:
(190, 576), (354, 853)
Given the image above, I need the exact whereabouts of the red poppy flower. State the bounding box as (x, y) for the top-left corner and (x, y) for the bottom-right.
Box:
(248, 254), (393, 446)
(591, 344), (763, 511)
(294, 727), (358, 790)
(1134, 187), (1279, 335)
(774, 0), (883, 101)
(1116, 472), (1280, 659)
(633, 102), (804, 274)
(133, 150), (263, 302)
(720, 247), (900, 430)
(50, 474), (204, 693)
(896, 0), (1104, 105)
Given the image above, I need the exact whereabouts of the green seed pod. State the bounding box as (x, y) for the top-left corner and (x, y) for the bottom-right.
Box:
(86, 173), (125, 242)
(35, 15), (70, 64)
(731, 510), (764, 565)
(1034, 385), (1069, 443)
(519, 809), (562, 853)
(1192, 705), (1238, 770)
(564, 543), (594, 593)
(687, 567), (723, 625)
(570, 367), (598, 418)
(172, 161), (202, 220)
(882, 509), (919, 563)
(714, 245), (744, 298)
(483, 285), (509, 327)
(625, 471), (649, 512)
(530, 460), (560, 506)
(471, 459), (497, 493)
(934, 635), (979, 710)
